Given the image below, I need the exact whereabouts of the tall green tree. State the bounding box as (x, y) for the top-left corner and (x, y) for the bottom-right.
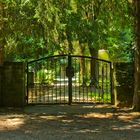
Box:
(1, 0), (46, 61)
(133, 0), (140, 111)
(0, 0), (133, 62)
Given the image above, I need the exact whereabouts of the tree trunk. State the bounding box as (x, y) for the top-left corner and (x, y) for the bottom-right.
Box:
(0, 2), (5, 66)
(89, 47), (98, 87)
(133, 0), (140, 111)
(79, 43), (86, 86)
(66, 28), (73, 54)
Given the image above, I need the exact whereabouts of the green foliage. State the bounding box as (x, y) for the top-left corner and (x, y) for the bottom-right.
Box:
(36, 69), (54, 84)
(1, 0), (134, 62)
(88, 92), (111, 102)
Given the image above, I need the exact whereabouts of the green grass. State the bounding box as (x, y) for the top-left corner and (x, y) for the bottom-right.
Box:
(88, 92), (111, 102)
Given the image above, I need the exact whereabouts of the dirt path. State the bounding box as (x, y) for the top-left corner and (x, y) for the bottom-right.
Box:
(0, 104), (140, 140)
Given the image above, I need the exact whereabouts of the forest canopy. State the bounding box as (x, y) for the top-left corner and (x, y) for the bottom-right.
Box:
(0, 0), (134, 62)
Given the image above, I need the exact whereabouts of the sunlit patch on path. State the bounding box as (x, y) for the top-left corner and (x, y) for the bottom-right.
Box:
(0, 105), (140, 140)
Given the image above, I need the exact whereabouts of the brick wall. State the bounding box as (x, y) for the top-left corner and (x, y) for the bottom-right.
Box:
(113, 62), (134, 107)
(0, 62), (26, 107)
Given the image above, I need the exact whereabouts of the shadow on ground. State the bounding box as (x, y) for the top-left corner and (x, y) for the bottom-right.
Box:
(0, 104), (140, 140)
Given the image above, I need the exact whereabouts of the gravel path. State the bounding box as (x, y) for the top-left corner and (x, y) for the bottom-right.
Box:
(0, 104), (140, 140)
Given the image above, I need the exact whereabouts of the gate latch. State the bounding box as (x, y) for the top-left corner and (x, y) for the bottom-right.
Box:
(66, 66), (74, 78)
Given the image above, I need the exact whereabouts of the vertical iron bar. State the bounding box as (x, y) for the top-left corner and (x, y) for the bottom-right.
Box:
(42, 60), (44, 103)
(105, 63), (108, 102)
(55, 59), (58, 103)
(89, 59), (92, 102)
(86, 59), (88, 102)
(102, 65), (104, 102)
(68, 54), (72, 105)
(39, 62), (41, 103)
(98, 61), (101, 100)
(95, 59), (98, 101)
(34, 63), (37, 103)
(49, 58), (54, 103)
(47, 60), (49, 103)
(74, 58), (77, 103)
(78, 59), (81, 102)
(110, 62), (114, 104)
(59, 58), (62, 103)
(82, 78), (84, 102)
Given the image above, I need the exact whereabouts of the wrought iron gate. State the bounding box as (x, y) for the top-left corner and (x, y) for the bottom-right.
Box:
(26, 54), (113, 105)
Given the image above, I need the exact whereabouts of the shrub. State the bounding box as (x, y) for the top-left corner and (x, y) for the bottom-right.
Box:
(36, 69), (54, 84)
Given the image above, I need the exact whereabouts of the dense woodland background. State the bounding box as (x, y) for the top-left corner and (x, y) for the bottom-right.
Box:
(1, 0), (140, 110)
(0, 0), (134, 62)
